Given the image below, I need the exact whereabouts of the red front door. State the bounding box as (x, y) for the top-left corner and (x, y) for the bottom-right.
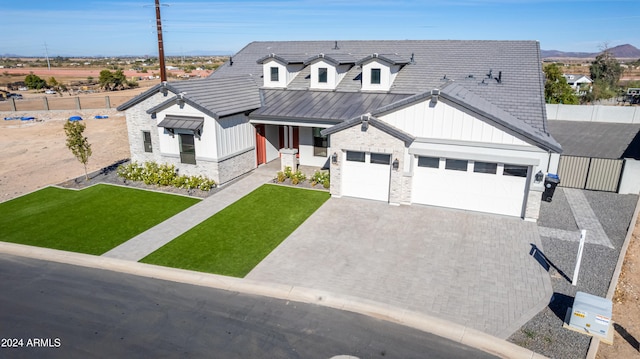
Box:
(255, 124), (266, 165)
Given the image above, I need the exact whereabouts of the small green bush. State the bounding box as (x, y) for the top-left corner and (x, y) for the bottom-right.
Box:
(311, 170), (330, 188)
(290, 171), (306, 185)
(117, 161), (216, 192)
(276, 171), (286, 183)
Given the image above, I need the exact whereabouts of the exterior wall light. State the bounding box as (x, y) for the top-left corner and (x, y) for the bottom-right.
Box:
(332, 152), (338, 164)
(392, 158), (399, 171)
(535, 170), (544, 183)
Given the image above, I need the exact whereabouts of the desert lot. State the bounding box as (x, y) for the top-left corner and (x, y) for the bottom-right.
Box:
(0, 112), (129, 203)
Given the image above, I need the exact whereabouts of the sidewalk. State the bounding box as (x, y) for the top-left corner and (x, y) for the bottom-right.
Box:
(102, 166), (274, 261)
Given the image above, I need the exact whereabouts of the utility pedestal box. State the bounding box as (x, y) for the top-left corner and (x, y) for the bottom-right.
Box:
(563, 291), (613, 344)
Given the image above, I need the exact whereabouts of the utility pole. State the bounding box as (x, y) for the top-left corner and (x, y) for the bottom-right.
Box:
(44, 42), (51, 71)
(155, 0), (167, 82)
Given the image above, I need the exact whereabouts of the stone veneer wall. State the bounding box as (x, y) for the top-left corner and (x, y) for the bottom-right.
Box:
(329, 123), (407, 205)
(524, 187), (543, 222)
(217, 148), (256, 184)
(125, 91), (166, 164)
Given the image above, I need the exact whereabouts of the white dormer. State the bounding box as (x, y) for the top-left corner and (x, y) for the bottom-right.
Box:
(256, 54), (305, 88)
(304, 54), (356, 90)
(357, 53), (410, 92)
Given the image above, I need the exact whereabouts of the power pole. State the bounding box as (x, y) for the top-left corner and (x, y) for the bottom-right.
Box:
(155, 0), (167, 82)
(44, 42), (51, 71)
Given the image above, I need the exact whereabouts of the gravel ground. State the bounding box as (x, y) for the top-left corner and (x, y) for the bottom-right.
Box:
(508, 187), (638, 359)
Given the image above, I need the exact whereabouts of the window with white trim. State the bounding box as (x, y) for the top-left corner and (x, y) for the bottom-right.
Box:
(371, 68), (381, 84)
(270, 67), (279, 82)
(142, 131), (152, 152)
(370, 153), (391, 165)
(445, 159), (468, 171)
(312, 127), (327, 157)
(318, 67), (328, 83)
(346, 151), (365, 162)
(418, 156), (439, 168)
(503, 164), (528, 177)
(473, 161), (497, 174)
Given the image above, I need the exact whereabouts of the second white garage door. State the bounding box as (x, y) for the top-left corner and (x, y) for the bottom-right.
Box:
(412, 156), (529, 217)
(342, 151), (391, 202)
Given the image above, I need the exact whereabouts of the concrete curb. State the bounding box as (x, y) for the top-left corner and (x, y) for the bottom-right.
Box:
(585, 194), (640, 359)
(0, 241), (547, 359)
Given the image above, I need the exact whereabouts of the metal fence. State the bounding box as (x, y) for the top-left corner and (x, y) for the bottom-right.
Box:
(0, 95), (133, 112)
(557, 155), (624, 192)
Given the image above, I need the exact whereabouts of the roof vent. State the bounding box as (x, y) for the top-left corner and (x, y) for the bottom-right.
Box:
(229, 56), (233, 66)
(333, 41), (340, 50)
(410, 53), (415, 64)
(486, 69), (493, 79)
(496, 71), (502, 84)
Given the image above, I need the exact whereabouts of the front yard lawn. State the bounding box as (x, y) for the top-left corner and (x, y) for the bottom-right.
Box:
(0, 185), (200, 255)
(140, 185), (330, 277)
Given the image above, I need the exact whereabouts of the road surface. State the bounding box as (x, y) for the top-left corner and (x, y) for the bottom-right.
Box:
(0, 254), (498, 359)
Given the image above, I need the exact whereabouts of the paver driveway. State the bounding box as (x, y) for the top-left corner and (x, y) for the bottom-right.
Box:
(247, 197), (552, 338)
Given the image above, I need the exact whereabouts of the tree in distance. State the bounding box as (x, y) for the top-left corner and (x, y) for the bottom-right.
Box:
(543, 63), (578, 104)
(64, 120), (92, 180)
(586, 47), (624, 101)
(24, 72), (47, 90)
(98, 69), (138, 91)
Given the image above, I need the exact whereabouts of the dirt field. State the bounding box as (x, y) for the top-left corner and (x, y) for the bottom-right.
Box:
(0, 113), (129, 203)
(597, 217), (640, 358)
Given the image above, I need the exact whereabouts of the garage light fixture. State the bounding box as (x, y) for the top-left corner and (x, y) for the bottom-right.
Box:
(392, 158), (399, 171)
(535, 170), (544, 183)
(332, 152), (338, 164)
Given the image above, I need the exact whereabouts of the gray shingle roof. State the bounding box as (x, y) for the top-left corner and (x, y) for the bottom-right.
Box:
(213, 40), (549, 134)
(548, 121), (640, 158)
(118, 75), (261, 118)
(121, 40), (556, 152)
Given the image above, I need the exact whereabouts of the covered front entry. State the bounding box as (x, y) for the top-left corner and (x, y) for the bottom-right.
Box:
(412, 156), (529, 217)
(341, 151), (391, 202)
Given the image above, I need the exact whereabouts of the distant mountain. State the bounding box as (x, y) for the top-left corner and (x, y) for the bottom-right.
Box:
(542, 44), (640, 59)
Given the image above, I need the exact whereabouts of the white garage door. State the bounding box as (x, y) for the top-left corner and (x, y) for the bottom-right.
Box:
(342, 151), (391, 202)
(412, 156), (528, 217)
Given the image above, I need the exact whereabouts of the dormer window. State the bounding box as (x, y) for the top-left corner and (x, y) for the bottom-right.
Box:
(371, 68), (381, 85)
(304, 54), (356, 90)
(270, 67), (279, 82)
(357, 53), (410, 92)
(257, 54), (305, 88)
(318, 68), (328, 83)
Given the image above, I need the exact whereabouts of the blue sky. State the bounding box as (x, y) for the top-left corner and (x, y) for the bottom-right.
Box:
(1, 0), (639, 57)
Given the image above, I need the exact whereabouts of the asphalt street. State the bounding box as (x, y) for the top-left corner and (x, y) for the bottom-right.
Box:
(0, 254), (499, 359)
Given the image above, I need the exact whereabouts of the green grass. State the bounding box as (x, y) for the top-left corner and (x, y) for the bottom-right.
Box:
(140, 185), (330, 277)
(0, 185), (200, 255)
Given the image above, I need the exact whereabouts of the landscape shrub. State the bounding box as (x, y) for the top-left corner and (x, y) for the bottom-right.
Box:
(311, 170), (330, 188)
(117, 161), (216, 191)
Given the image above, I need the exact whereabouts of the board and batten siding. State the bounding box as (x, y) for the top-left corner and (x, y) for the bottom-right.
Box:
(155, 104), (218, 160)
(214, 113), (254, 159)
(380, 100), (532, 146)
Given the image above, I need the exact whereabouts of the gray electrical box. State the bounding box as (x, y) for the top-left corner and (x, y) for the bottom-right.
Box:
(567, 291), (612, 337)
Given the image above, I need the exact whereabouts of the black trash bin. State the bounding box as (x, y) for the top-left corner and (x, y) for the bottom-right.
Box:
(542, 173), (560, 202)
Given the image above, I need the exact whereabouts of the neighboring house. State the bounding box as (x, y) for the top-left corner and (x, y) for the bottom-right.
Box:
(118, 40), (562, 220)
(562, 74), (593, 95)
